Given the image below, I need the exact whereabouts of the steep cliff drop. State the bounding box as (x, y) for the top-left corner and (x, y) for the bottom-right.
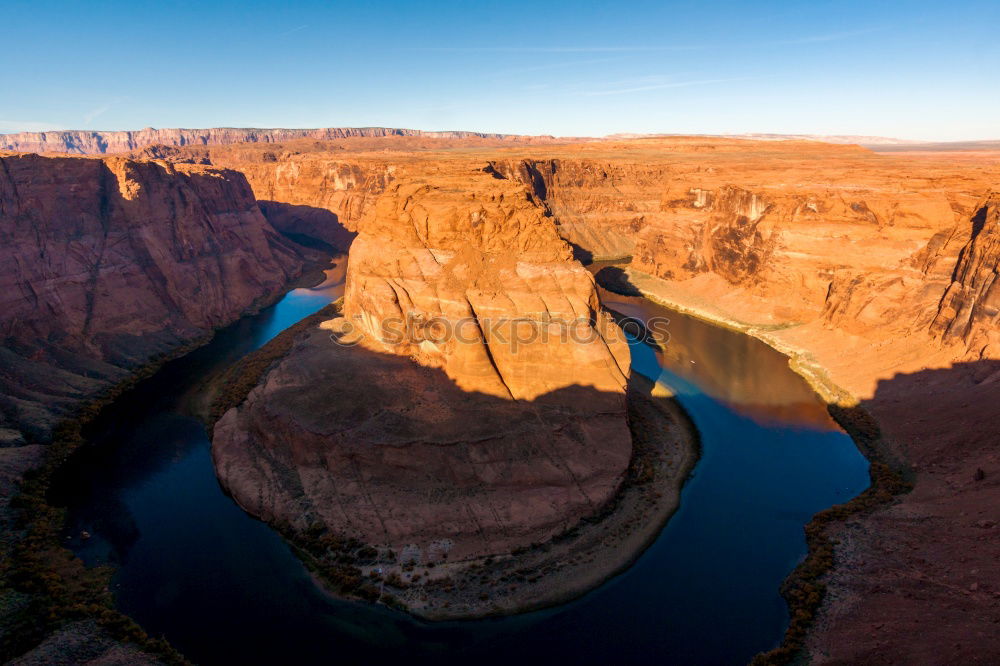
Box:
(932, 193), (1000, 356)
(0, 153), (310, 444)
(187, 136), (1000, 659)
(211, 170), (696, 618)
(0, 151), (321, 663)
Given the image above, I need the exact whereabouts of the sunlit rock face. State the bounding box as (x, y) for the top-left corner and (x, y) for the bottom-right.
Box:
(213, 171), (632, 561)
(489, 149), (969, 332)
(134, 135), (997, 358)
(344, 175), (631, 400)
(931, 194), (1000, 357)
(0, 153), (306, 441)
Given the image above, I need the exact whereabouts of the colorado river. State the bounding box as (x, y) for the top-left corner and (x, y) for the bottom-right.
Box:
(52, 259), (870, 665)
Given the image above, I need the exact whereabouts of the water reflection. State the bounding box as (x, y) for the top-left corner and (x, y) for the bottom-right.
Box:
(52, 255), (869, 665)
(599, 288), (840, 431)
(52, 257), (347, 571)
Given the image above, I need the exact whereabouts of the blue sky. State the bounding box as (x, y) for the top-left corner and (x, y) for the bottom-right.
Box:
(2, 0), (998, 140)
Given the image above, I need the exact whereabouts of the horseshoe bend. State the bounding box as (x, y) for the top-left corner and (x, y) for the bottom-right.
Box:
(2, 6), (1000, 663)
(209, 170), (697, 619)
(3, 131), (998, 663)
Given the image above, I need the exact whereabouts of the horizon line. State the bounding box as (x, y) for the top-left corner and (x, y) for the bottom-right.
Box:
(1, 125), (999, 145)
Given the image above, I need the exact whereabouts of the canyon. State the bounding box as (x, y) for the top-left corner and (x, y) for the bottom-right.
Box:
(0, 154), (315, 445)
(211, 169), (698, 617)
(0, 151), (326, 663)
(2, 130), (999, 663)
(181, 135), (1000, 662)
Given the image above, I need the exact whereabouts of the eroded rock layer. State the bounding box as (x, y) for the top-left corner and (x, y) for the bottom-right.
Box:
(0, 153), (307, 442)
(932, 194), (1000, 355)
(193, 136), (1000, 658)
(213, 171), (632, 563)
(0, 126), (558, 155)
(153, 137), (997, 357)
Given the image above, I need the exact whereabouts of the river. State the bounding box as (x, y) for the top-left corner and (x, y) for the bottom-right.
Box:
(52, 258), (870, 665)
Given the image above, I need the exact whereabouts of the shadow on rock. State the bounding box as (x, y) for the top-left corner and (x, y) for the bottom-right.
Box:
(259, 200), (356, 253)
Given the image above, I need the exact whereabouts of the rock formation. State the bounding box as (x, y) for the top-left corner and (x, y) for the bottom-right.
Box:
(343, 176), (631, 399)
(0, 153), (308, 443)
(212, 172), (633, 569)
(931, 193), (1000, 356)
(181, 137), (987, 348)
(0, 127), (558, 155)
(6, 132), (996, 654)
(482, 144), (976, 337)
(191, 135), (1000, 656)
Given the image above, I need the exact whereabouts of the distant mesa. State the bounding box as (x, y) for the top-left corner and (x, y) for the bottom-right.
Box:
(0, 126), (561, 155)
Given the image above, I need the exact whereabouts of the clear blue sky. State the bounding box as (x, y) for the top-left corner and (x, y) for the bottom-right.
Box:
(2, 0), (998, 140)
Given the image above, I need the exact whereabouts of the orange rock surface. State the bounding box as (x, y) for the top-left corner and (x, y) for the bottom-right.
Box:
(184, 135), (1000, 660)
(0, 153), (308, 442)
(344, 173), (630, 399)
(6, 132), (998, 656)
(212, 169), (633, 563)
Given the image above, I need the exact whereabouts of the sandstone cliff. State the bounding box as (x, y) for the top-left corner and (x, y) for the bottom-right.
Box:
(145, 134), (998, 368)
(213, 172), (633, 568)
(476, 147), (1000, 367)
(0, 153), (307, 443)
(238, 157), (393, 247)
(199, 136), (1000, 655)
(7, 134), (996, 654)
(343, 176), (631, 399)
(130, 144), (399, 248)
(931, 193), (1000, 356)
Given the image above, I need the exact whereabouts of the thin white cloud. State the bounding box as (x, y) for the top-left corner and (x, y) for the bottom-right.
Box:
(83, 104), (113, 125)
(410, 28), (883, 54)
(410, 45), (707, 53)
(768, 27), (884, 46)
(582, 76), (758, 96)
(277, 24), (309, 37)
(493, 57), (623, 77)
(82, 97), (128, 126)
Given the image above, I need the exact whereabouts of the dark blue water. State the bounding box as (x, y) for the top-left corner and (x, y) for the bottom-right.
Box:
(55, 266), (869, 666)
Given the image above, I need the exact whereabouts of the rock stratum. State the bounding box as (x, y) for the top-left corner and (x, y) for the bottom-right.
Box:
(158, 136), (999, 359)
(932, 194), (1000, 354)
(176, 135), (1000, 659)
(0, 153), (308, 444)
(0, 126), (559, 155)
(209, 171), (685, 618)
(4, 132), (1000, 659)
